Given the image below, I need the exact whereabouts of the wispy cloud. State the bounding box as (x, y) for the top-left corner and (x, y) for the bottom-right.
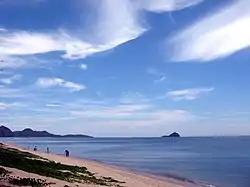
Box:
(0, 28), (7, 32)
(154, 76), (167, 83)
(147, 68), (167, 83)
(70, 103), (150, 119)
(90, 0), (146, 46)
(80, 64), (88, 70)
(0, 0), (146, 62)
(70, 107), (196, 123)
(168, 0), (250, 62)
(36, 77), (85, 92)
(0, 74), (22, 84)
(0, 28), (142, 61)
(167, 87), (214, 101)
(0, 55), (60, 69)
(0, 0), (204, 67)
(0, 31), (62, 56)
(0, 102), (10, 110)
(0, 56), (28, 69)
(139, 0), (203, 13)
(0, 87), (27, 98)
(0, 102), (21, 110)
(120, 92), (146, 104)
(45, 104), (62, 107)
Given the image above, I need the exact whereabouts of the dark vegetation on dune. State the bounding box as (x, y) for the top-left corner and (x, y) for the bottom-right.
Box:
(0, 143), (124, 186)
(0, 167), (54, 186)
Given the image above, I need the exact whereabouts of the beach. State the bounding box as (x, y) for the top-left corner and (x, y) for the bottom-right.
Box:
(0, 143), (184, 187)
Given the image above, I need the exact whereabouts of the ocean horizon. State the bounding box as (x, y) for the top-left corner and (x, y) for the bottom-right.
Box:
(1, 136), (249, 187)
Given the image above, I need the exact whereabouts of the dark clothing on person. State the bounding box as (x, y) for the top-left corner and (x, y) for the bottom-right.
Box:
(34, 146), (37, 151)
(65, 150), (69, 157)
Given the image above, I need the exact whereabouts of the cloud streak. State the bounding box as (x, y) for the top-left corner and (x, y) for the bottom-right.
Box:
(91, 0), (146, 46)
(139, 0), (203, 13)
(0, 0), (147, 62)
(147, 68), (167, 83)
(0, 56), (28, 69)
(167, 87), (214, 101)
(168, 0), (250, 62)
(0, 0), (204, 68)
(36, 77), (85, 92)
(0, 102), (10, 110)
(0, 74), (22, 84)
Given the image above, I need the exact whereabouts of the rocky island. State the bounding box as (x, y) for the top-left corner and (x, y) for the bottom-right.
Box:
(162, 132), (180, 138)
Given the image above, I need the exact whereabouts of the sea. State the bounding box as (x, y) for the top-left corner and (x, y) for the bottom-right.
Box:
(1, 137), (249, 187)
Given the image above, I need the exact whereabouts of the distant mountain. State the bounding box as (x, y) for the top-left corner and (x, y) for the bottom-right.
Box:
(0, 126), (93, 138)
(0, 126), (13, 137)
(162, 132), (180, 138)
(13, 128), (58, 137)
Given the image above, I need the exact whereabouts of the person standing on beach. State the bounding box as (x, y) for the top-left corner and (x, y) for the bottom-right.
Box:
(46, 147), (49, 153)
(65, 150), (69, 157)
(33, 146), (37, 151)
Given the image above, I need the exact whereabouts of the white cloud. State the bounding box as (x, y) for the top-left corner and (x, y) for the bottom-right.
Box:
(69, 101), (196, 123)
(154, 76), (167, 83)
(70, 103), (150, 119)
(36, 77), (85, 92)
(0, 0), (146, 62)
(0, 31), (94, 60)
(0, 102), (21, 110)
(147, 68), (167, 83)
(0, 90), (202, 136)
(80, 64), (88, 70)
(0, 31), (63, 56)
(139, 0), (203, 13)
(0, 87), (27, 98)
(45, 104), (62, 107)
(0, 28), (7, 32)
(120, 92), (146, 104)
(0, 102), (10, 110)
(0, 56), (28, 69)
(0, 28), (143, 61)
(167, 87), (214, 101)
(0, 55), (59, 69)
(168, 0), (250, 62)
(0, 74), (22, 84)
(91, 0), (146, 46)
(0, 0), (204, 66)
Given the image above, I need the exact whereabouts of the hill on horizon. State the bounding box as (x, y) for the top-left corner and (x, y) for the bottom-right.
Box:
(0, 125), (93, 138)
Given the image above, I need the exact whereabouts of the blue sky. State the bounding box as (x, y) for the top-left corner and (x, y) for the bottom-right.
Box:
(0, 0), (250, 137)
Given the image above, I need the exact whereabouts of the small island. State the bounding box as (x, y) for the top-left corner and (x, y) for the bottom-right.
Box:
(162, 132), (180, 138)
(0, 125), (93, 138)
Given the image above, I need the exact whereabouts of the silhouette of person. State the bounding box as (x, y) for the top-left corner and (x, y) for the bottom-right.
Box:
(65, 150), (69, 157)
(46, 147), (50, 153)
(34, 146), (37, 151)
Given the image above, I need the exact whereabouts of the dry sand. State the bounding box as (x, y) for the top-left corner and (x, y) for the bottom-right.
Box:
(1, 143), (187, 187)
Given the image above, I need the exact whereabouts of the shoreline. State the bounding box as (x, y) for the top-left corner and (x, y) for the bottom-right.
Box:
(76, 157), (205, 187)
(1, 143), (208, 187)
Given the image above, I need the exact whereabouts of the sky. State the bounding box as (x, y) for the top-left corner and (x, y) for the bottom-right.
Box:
(0, 0), (250, 137)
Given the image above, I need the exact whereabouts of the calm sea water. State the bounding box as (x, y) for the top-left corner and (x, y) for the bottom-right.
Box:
(1, 137), (249, 187)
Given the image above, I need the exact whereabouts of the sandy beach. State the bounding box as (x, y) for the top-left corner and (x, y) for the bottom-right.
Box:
(0, 143), (185, 187)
